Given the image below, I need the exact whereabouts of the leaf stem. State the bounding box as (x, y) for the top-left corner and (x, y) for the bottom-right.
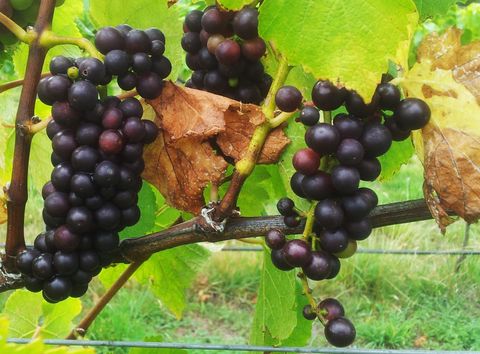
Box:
(0, 12), (36, 44)
(39, 31), (103, 59)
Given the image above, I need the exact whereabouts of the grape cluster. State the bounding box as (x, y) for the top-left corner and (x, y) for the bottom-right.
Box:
(94, 25), (171, 99)
(182, 5), (272, 104)
(0, 0), (64, 50)
(15, 46), (162, 302)
(267, 80), (431, 347)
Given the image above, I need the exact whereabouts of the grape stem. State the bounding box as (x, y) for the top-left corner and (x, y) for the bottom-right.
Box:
(0, 73), (51, 94)
(0, 12), (37, 44)
(39, 31), (103, 60)
(27, 116), (52, 135)
(322, 110), (332, 124)
(298, 272), (324, 324)
(302, 202), (317, 240)
(269, 110), (297, 128)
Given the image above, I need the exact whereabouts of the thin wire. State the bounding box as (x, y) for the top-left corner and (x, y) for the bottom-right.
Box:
(220, 247), (480, 255)
(6, 339), (480, 353)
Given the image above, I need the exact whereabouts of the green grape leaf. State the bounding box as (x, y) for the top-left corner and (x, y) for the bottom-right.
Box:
(98, 263), (129, 289)
(217, 0), (251, 10)
(250, 249), (298, 345)
(134, 244), (210, 319)
(378, 138), (415, 180)
(281, 281), (313, 347)
(4, 290), (82, 339)
(413, 0), (466, 21)
(259, 0), (418, 99)
(89, 0), (184, 80)
(129, 335), (188, 354)
(29, 131), (53, 192)
(120, 182), (157, 240)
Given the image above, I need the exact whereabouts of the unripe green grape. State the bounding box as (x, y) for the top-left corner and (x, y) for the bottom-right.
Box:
(10, 0), (34, 11)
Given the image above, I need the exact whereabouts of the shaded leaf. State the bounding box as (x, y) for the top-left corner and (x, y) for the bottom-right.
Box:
(217, 0), (252, 11)
(413, 0), (465, 21)
(120, 182), (157, 239)
(129, 335), (188, 354)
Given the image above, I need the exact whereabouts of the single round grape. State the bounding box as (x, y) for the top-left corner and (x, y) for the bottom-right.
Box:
(68, 192), (83, 207)
(336, 138), (365, 166)
(16, 248), (40, 275)
(121, 143), (143, 162)
(42, 181), (57, 200)
(94, 161), (120, 187)
(284, 215), (300, 228)
(290, 172), (306, 198)
(94, 231), (120, 252)
(34, 233), (54, 253)
(44, 192), (69, 217)
(51, 163), (74, 192)
(137, 72), (164, 99)
(102, 107), (124, 130)
(342, 192), (373, 221)
(131, 52), (152, 74)
(43, 209), (65, 229)
(32, 253), (54, 280)
(185, 9), (203, 32)
(201, 8), (227, 34)
(241, 37), (266, 61)
(345, 90), (374, 118)
(118, 168), (141, 191)
(121, 117), (146, 143)
(232, 7), (258, 40)
(271, 249), (294, 271)
(99, 129), (124, 155)
(51, 101), (82, 128)
(292, 148), (320, 175)
(68, 80), (98, 111)
(105, 49), (131, 76)
(181, 32), (202, 54)
(236, 83), (262, 104)
(125, 29), (151, 54)
(283, 239), (312, 267)
(303, 250), (332, 281)
(79, 251), (101, 272)
(198, 47), (218, 70)
(358, 187), (378, 209)
(152, 56), (172, 79)
(277, 197), (294, 216)
(85, 101), (105, 124)
(206, 34), (225, 54)
(191, 71), (205, 88)
(45, 75), (71, 103)
(203, 70), (228, 93)
(360, 122), (392, 157)
(394, 98), (431, 130)
(275, 85), (303, 112)
(51, 152), (66, 166)
(265, 229), (286, 250)
(95, 26), (125, 54)
(71, 146), (100, 173)
(319, 229), (349, 254)
(357, 157), (381, 181)
(53, 251), (78, 275)
(331, 165), (360, 194)
(85, 195), (104, 210)
(185, 52), (201, 71)
(66, 207), (94, 233)
(100, 187), (117, 201)
(314, 199), (344, 230)
(75, 123), (101, 147)
(333, 114), (363, 139)
(24, 275), (44, 293)
(215, 39), (241, 65)
(95, 203), (121, 230)
(43, 276), (72, 302)
(384, 116), (411, 141)
(70, 174), (95, 198)
(305, 123), (341, 154)
(301, 305), (316, 321)
(71, 269), (92, 284)
(376, 83), (401, 110)
(46, 119), (64, 140)
(326, 255), (341, 279)
(299, 107), (320, 126)
(53, 225), (80, 252)
(318, 298), (345, 321)
(218, 60), (245, 78)
(50, 56), (74, 75)
(122, 205), (140, 226)
(119, 97), (143, 118)
(78, 57), (106, 84)
(244, 61), (264, 82)
(151, 40), (165, 57)
(37, 77), (54, 105)
(70, 283), (89, 298)
(301, 171), (334, 200)
(52, 130), (77, 159)
(344, 218), (372, 240)
(312, 80), (346, 111)
(324, 317), (356, 347)
(145, 28), (165, 43)
(112, 190), (137, 209)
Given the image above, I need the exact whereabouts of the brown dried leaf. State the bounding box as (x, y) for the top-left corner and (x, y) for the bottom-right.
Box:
(142, 82), (289, 213)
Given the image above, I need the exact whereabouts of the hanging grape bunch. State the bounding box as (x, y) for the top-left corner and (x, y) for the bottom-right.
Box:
(182, 4), (273, 104)
(14, 25), (166, 303)
(0, 0), (64, 50)
(268, 80), (431, 347)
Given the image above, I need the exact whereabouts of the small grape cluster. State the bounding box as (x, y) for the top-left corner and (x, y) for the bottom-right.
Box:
(94, 25), (171, 99)
(182, 5), (272, 104)
(0, 0), (64, 50)
(15, 37), (163, 302)
(266, 80), (431, 347)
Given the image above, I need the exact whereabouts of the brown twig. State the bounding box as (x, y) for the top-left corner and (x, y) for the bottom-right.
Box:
(0, 73), (51, 94)
(3, 0), (56, 271)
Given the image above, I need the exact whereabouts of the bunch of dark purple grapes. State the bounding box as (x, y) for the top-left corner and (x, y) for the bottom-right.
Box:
(266, 80), (431, 347)
(182, 5), (272, 104)
(15, 49), (160, 303)
(94, 25), (171, 99)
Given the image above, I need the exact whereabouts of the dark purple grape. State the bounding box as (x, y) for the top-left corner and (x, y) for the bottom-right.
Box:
(85, 195), (104, 210)
(53, 251), (78, 275)
(345, 90), (375, 118)
(394, 98), (431, 131)
(203, 70), (228, 93)
(95, 203), (121, 230)
(68, 80), (98, 111)
(95, 27), (125, 54)
(283, 239), (312, 267)
(121, 143), (143, 162)
(72, 269), (92, 284)
(232, 8), (258, 39)
(42, 181), (57, 200)
(292, 148), (320, 175)
(331, 165), (360, 194)
(341, 191), (374, 221)
(314, 199), (344, 230)
(51, 163), (74, 192)
(34, 233), (54, 253)
(118, 167), (139, 190)
(218, 60), (244, 78)
(152, 56), (172, 79)
(79, 58), (106, 84)
(94, 231), (120, 252)
(336, 139), (365, 166)
(326, 255), (341, 279)
(70, 174), (95, 198)
(302, 305), (317, 320)
(275, 85), (302, 112)
(32, 253), (54, 280)
(50, 56), (74, 75)
(43, 276), (72, 302)
(318, 298), (345, 321)
(145, 28), (165, 43)
(305, 123), (340, 154)
(319, 229), (349, 254)
(181, 32), (202, 53)
(51, 101), (81, 128)
(122, 205), (140, 226)
(85, 102), (105, 124)
(198, 47), (218, 70)
(125, 29), (151, 54)
(277, 197), (294, 216)
(324, 317), (356, 347)
(94, 161), (120, 187)
(66, 207), (94, 233)
(71, 146), (100, 172)
(151, 40), (165, 57)
(376, 83), (401, 110)
(344, 218), (372, 240)
(79, 251), (101, 272)
(284, 215), (301, 228)
(75, 123), (101, 147)
(45, 75), (71, 103)
(241, 37), (266, 61)
(299, 107), (320, 126)
(333, 114), (363, 139)
(46, 119), (64, 140)
(43, 209), (65, 229)
(99, 129), (124, 155)
(301, 171), (334, 200)
(312, 80), (345, 111)
(215, 39), (241, 65)
(357, 187), (378, 209)
(24, 275), (44, 293)
(302, 250), (332, 280)
(130, 53), (151, 74)
(113, 190), (137, 209)
(123, 117), (146, 143)
(105, 49), (131, 76)
(201, 8), (227, 34)
(44, 192), (69, 217)
(137, 72), (163, 99)
(236, 83), (261, 104)
(271, 249), (294, 271)
(53, 225), (80, 252)
(68, 192), (83, 207)
(290, 172), (306, 198)
(117, 72), (137, 91)
(119, 97), (143, 118)
(185, 10), (203, 32)
(38, 78), (54, 105)
(265, 229), (286, 250)
(52, 130), (77, 159)
(357, 158), (381, 181)
(191, 71), (205, 88)
(384, 116), (411, 141)
(185, 52), (201, 71)
(102, 107), (124, 130)
(361, 122), (392, 157)
(70, 283), (89, 298)
(16, 248), (41, 275)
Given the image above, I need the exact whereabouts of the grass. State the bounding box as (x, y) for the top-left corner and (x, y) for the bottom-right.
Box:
(1, 156), (479, 353)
